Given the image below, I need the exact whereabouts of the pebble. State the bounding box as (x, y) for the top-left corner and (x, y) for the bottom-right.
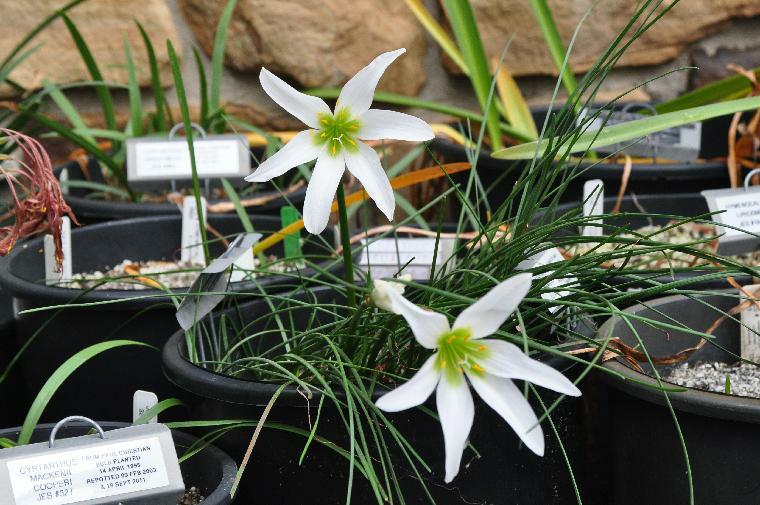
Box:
(63, 255), (292, 291)
(663, 361), (760, 398)
(178, 486), (205, 505)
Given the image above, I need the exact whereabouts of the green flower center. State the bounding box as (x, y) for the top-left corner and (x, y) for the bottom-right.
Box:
(314, 108), (361, 157)
(435, 327), (490, 385)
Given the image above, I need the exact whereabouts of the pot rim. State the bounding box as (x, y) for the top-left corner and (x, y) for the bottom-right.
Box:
(162, 286), (580, 408)
(598, 290), (760, 423)
(434, 136), (728, 174)
(56, 159), (308, 216)
(0, 214), (341, 309)
(0, 421), (237, 502)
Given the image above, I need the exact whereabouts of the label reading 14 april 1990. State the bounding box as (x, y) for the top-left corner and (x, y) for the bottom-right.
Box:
(7, 437), (169, 505)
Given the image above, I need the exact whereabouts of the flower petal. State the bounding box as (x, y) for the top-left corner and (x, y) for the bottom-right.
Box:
(358, 109), (435, 141)
(466, 372), (545, 456)
(437, 374), (475, 483)
(376, 355), (439, 412)
(345, 141), (394, 221)
(336, 48), (406, 116)
(260, 68), (331, 129)
(384, 286), (450, 349)
(479, 339), (582, 397)
(453, 273), (533, 339)
(244, 130), (320, 183)
(302, 152), (344, 234)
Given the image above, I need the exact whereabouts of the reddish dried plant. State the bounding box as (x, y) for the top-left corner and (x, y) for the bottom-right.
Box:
(0, 129), (76, 268)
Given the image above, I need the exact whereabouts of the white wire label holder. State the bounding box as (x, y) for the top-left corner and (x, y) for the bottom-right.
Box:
(126, 123), (250, 190)
(0, 417), (184, 505)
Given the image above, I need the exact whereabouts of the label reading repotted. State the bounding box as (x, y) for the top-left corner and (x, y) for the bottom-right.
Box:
(0, 422), (184, 505)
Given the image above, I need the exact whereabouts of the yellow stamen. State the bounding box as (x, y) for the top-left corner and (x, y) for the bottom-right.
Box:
(472, 363), (484, 373)
(331, 144), (337, 156)
(447, 336), (456, 344)
(478, 345), (487, 351)
(440, 360), (446, 368)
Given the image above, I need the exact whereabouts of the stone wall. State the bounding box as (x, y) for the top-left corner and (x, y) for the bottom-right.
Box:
(3, 0), (760, 131)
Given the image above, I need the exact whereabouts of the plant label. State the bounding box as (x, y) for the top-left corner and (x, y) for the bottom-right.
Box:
(133, 390), (158, 424)
(230, 248), (256, 283)
(517, 246), (576, 313)
(583, 108), (701, 161)
(181, 197), (207, 264)
(359, 237), (456, 280)
(0, 424), (183, 505)
(44, 217), (72, 286)
(701, 187), (760, 255)
(59, 168), (69, 196)
(582, 179), (604, 237)
(740, 284), (760, 362)
(176, 233), (262, 330)
(126, 135), (250, 189)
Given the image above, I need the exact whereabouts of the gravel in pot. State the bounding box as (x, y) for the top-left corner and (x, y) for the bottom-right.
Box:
(0, 421), (237, 504)
(0, 214), (343, 422)
(162, 285), (598, 505)
(598, 290), (760, 505)
(541, 193), (757, 294)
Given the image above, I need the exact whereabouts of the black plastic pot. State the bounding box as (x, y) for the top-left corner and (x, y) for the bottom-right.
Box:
(162, 286), (600, 505)
(0, 214), (340, 422)
(598, 291), (760, 505)
(57, 157), (306, 224)
(543, 193), (756, 293)
(0, 421), (237, 504)
(432, 105), (734, 211)
(0, 281), (26, 429)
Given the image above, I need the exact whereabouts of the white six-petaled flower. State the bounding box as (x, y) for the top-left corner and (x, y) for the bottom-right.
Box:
(374, 273), (582, 483)
(245, 48), (435, 234)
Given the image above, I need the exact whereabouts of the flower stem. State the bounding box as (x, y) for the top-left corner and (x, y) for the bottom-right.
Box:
(336, 183), (356, 307)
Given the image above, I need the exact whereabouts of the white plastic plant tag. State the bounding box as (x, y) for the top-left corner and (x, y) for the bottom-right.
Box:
(133, 390), (158, 424)
(59, 168), (69, 196)
(126, 135), (249, 189)
(181, 197), (207, 264)
(176, 233), (262, 330)
(517, 246), (576, 313)
(0, 423), (183, 505)
(230, 248), (256, 283)
(44, 216), (72, 286)
(582, 179), (604, 237)
(582, 107), (701, 161)
(359, 237), (456, 280)
(740, 284), (760, 362)
(701, 186), (760, 255)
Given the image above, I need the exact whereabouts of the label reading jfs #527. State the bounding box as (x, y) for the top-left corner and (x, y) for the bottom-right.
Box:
(6, 437), (169, 505)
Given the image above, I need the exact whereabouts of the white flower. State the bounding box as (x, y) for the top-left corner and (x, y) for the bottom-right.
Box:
(374, 273), (582, 483)
(245, 48), (434, 234)
(371, 275), (412, 313)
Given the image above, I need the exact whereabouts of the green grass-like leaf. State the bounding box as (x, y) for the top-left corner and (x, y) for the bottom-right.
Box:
(493, 95), (760, 159)
(136, 20), (169, 132)
(19, 340), (154, 445)
(62, 14), (117, 132)
(167, 39), (210, 265)
(209, 0), (239, 130)
(441, 0), (503, 149)
(123, 35), (143, 137)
